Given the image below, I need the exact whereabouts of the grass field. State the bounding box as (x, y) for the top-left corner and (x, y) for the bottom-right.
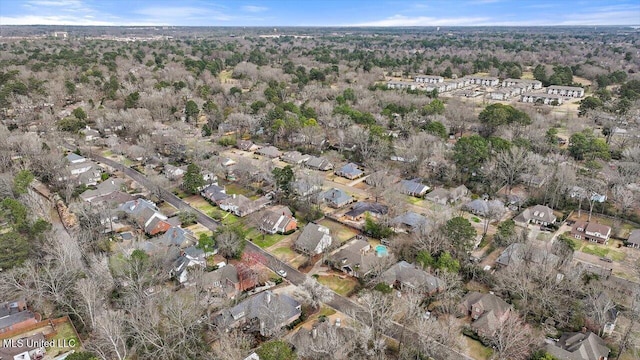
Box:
(224, 183), (255, 197)
(463, 336), (493, 360)
(317, 274), (359, 296)
(247, 229), (286, 248)
(317, 219), (359, 244)
(581, 244), (626, 261)
(183, 195), (217, 214)
(46, 321), (81, 357)
(272, 246), (296, 257)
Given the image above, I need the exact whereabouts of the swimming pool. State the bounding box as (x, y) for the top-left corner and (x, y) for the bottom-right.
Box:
(375, 245), (389, 257)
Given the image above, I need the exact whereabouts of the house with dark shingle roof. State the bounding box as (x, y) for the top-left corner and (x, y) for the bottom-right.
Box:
(545, 332), (609, 360)
(0, 333), (46, 359)
(294, 223), (333, 255)
(327, 239), (379, 278)
(157, 226), (197, 249)
(256, 146), (282, 158)
(259, 207), (297, 235)
(399, 179), (430, 197)
(0, 299), (39, 334)
(318, 188), (353, 208)
(344, 202), (388, 221)
(202, 264), (242, 298)
(391, 212), (429, 233)
(380, 261), (441, 293)
(305, 156), (333, 171)
(459, 292), (512, 338)
(80, 177), (126, 202)
(119, 199), (171, 235)
(201, 184), (229, 204)
(215, 291), (301, 337)
(237, 140), (260, 152)
(335, 163), (364, 180)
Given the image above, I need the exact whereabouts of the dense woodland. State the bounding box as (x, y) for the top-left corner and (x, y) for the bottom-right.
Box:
(1, 26), (640, 360)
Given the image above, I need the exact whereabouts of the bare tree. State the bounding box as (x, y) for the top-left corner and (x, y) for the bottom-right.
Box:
(297, 277), (334, 309)
(483, 312), (537, 360)
(87, 310), (130, 360)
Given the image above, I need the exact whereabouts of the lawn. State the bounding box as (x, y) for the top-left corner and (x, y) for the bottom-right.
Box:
(317, 219), (359, 244)
(102, 149), (113, 157)
(581, 244), (626, 261)
(46, 321), (81, 357)
(246, 229), (286, 248)
(223, 183), (255, 197)
(536, 232), (552, 241)
(272, 246), (296, 258)
(406, 196), (422, 205)
(463, 336), (493, 360)
(317, 274), (359, 296)
(184, 195), (216, 213)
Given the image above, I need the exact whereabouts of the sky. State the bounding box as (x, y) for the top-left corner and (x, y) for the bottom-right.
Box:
(0, 0), (639, 27)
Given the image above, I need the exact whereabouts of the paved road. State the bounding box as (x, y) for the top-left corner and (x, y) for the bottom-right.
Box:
(78, 147), (472, 360)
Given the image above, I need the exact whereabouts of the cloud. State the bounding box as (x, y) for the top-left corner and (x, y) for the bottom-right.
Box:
(242, 5), (268, 13)
(559, 10), (640, 25)
(0, 14), (116, 25)
(352, 14), (492, 26)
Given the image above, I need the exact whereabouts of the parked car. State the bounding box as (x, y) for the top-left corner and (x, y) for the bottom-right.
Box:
(600, 257), (613, 263)
(277, 269), (287, 278)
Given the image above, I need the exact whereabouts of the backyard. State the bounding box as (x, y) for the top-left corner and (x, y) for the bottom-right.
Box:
(317, 218), (359, 244)
(45, 321), (81, 357)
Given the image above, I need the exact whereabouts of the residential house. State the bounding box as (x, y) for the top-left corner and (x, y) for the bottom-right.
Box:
(65, 152), (86, 164)
(391, 212), (429, 233)
(202, 264), (242, 298)
(415, 75), (444, 84)
(455, 89), (483, 98)
(220, 157), (237, 168)
(259, 207), (297, 234)
(335, 163), (364, 180)
(292, 179), (322, 198)
(496, 243), (560, 269)
(158, 226), (197, 249)
(219, 195), (271, 217)
(513, 205), (557, 227)
(521, 92), (564, 105)
(572, 221), (611, 244)
(380, 261), (442, 293)
(547, 85), (585, 98)
(215, 291), (301, 336)
(0, 299), (39, 334)
(64, 153), (103, 186)
(400, 179), (430, 197)
(545, 332), (609, 360)
(450, 185), (469, 203)
(87, 191), (135, 209)
(387, 81), (417, 90)
(118, 199), (171, 235)
(305, 156), (334, 171)
(520, 173), (548, 188)
(318, 188), (353, 208)
(327, 239), (378, 278)
(294, 223), (333, 255)
(425, 188), (451, 205)
(82, 127), (101, 142)
(281, 151), (311, 165)
(80, 177), (126, 202)
(0, 333), (46, 360)
(464, 199), (506, 217)
(237, 140), (260, 152)
(201, 184), (229, 204)
(164, 164), (187, 180)
(344, 202), (388, 221)
(256, 146), (282, 158)
(627, 229), (640, 249)
(171, 248), (207, 284)
(290, 321), (357, 360)
(459, 292), (512, 337)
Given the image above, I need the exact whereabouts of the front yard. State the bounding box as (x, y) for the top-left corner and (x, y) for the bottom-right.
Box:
(247, 229), (287, 248)
(316, 273), (359, 296)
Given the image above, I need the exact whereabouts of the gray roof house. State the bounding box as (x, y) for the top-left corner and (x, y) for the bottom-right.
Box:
(335, 163), (364, 180)
(514, 205), (557, 227)
(380, 261), (441, 293)
(80, 177), (126, 202)
(292, 179), (322, 197)
(459, 292), (512, 338)
(219, 194), (271, 217)
(158, 226), (197, 249)
(327, 239), (379, 278)
(256, 146), (282, 158)
(281, 151), (311, 164)
(305, 156), (333, 171)
(201, 184), (229, 204)
(318, 188), (353, 208)
(464, 199), (506, 217)
(344, 202), (388, 221)
(202, 264), (241, 298)
(424, 188), (451, 205)
(215, 291), (301, 337)
(294, 223), (333, 255)
(65, 152), (86, 164)
(237, 140), (260, 152)
(627, 229), (640, 249)
(391, 212), (429, 233)
(545, 332), (609, 360)
(0, 333), (46, 360)
(118, 199), (171, 235)
(400, 179), (430, 197)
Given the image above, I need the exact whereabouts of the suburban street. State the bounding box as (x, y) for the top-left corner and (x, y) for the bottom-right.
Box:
(80, 147), (472, 360)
